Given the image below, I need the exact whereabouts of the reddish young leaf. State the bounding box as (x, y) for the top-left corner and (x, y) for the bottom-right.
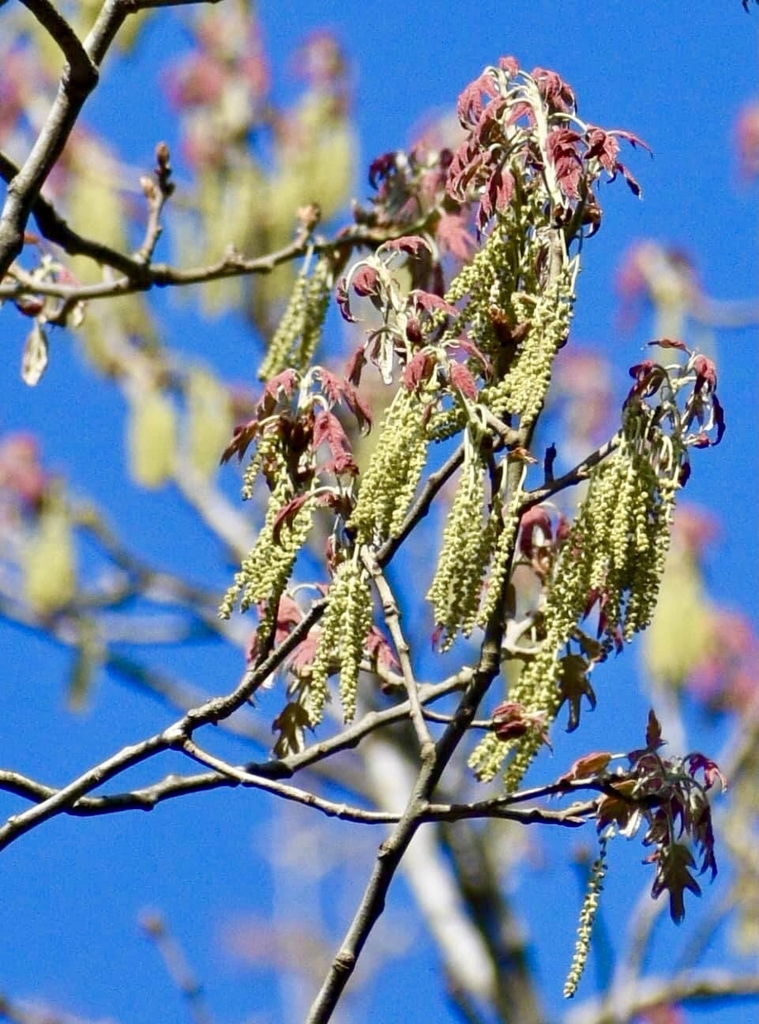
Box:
(272, 493), (311, 543)
(693, 354), (718, 394)
(220, 418), (259, 464)
(557, 750), (612, 784)
(259, 369), (299, 417)
(687, 753), (727, 792)
(351, 264), (381, 298)
(648, 338), (688, 351)
(645, 708), (664, 750)
(436, 211), (475, 259)
(383, 235), (432, 256)
(403, 350), (436, 392)
(409, 290), (458, 318)
(312, 409), (357, 475)
(449, 360), (478, 400)
(365, 625), (400, 673)
(345, 345), (367, 386)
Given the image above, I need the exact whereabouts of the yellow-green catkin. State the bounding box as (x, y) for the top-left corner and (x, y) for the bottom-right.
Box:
(427, 448), (495, 649)
(476, 482), (523, 631)
(564, 836), (609, 999)
(469, 441), (678, 789)
(481, 256), (577, 429)
(258, 256), (332, 380)
(349, 388), (430, 546)
(219, 470), (314, 619)
(306, 559), (373, 725)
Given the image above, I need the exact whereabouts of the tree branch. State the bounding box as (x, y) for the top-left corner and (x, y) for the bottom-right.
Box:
(361, 548), (434, 756)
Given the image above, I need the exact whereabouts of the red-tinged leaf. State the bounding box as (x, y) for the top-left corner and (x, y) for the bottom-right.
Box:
(449, 360), (478, 400)
(585, 127), (621, 173)
(336, 276), (356, 322)
(532, 66), (575, 112)
(368, 151), (398, 189)
(345, 345), (367, 386)
(258, 369), (299, 417)
(410, 290), (458, 317)
(274, 593), (303, 631)
(456, 70), (499, 126)
(314, 367), (345, 407)
(436, 211), (475, 259)
(498, 55), (520, 77)
(287, 630), (322, 673)
(596, 778), (638, 830)
(383, 235), (431, 256)
(616, 161), (642, 197)
(316, 368), (372, 433)
(612, 128), (652, 154)
(272, 493), (311, 543)
(343, 387), (373, 434)
(403, 350), (435, 392)
(650, 843), (701, 925)
(365, 625), (399, 673)
(557, 653), (597, 732)
(509, 446), (538, 464)
(557, 750), (612, 784)
(712, 394), (725, 445)
(519, 505), (553, 557)
(451, 338), (492, 375)
(312, 409), (357, 475)
(687, 754), (727, 792)
(645, 708), (664, 750)
(493, 166), (515, 212)
(492, 701), (551, 748)
(352, 264), (380, 297)
(648, 338), (688, 351)
(693, 354), (718, 394)
(220, 418), (259, 464)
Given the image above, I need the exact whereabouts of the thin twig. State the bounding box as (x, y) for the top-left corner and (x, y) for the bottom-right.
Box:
(140, 911), (215, 1024)
(361, 548), (434, 756)
(181, 739), (397, 824)
(521, 433), (621, 509)
(18, 1), (97, 84)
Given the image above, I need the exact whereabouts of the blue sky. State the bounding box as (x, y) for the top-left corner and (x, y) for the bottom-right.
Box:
(0, 3), (756, 1023)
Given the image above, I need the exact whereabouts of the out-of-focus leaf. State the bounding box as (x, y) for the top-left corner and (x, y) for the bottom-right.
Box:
(21, 321), (49, 386)
(644, 547), (711, 687)
(127, 387), (176, 488)
(24, 498), (77, 615)
(272, 701), (312, 758)
(67, 621), (103, 712)
(186, 368), (234, 478)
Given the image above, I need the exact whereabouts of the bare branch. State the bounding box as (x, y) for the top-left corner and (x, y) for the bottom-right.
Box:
(521, 433), (621, 510)
(567, 970), (759, 1024)
(140, 911), (215, 1024)
(18, 1), (97, 84)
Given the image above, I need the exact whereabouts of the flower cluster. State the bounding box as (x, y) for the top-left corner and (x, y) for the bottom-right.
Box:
(219, 367), (371, 623)
(470, 343), (723, 787)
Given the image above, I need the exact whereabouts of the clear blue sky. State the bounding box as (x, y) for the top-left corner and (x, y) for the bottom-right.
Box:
(0, 3), (756, 1023)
